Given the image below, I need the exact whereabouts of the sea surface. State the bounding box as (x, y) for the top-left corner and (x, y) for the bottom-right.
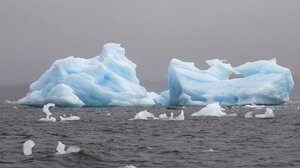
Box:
(0, 98), (300, 168)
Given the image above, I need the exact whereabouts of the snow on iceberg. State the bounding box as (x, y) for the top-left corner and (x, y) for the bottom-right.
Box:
(18, 43), (158, 107)
(167, 58), (294, 106)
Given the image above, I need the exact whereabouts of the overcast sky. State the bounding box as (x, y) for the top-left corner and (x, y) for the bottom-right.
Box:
(0, 0), (299, 88)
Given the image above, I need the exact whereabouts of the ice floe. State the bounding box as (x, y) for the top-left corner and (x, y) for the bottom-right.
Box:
(60, 115), (80, 121)
(244, 111), (253, 118)
(39, 103), (56, 122)
(23, 140), (35, 156)
(255, 108), (275, 119)
(173, 110), (184, 121)
(56, 141), (80, 155)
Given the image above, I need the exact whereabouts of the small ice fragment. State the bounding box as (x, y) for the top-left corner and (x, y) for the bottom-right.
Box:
(245, 111), (253, 118)
(174, 110), (184, 120)
(13, 106), (18, 109)
(191, 102), (227, 117)
(226, 113), (238, 117)
(159, 113), (168, 119)
(106, 113), (111, 116)
(169, 112), (174, 120)
(255, 108), (275, 119)
(56, 141), (80, 155)
(5, 100), (16, 104)
(298, 106), (300, 110)
(23, 140), (35, 156)
(204, 148), (214, 152)
(119, 165), (137, 168)
(66, 145), (80, 153)
(39, 103), (56, 122)
(131, 110), (157, 120)
(60, 115), (80, 121)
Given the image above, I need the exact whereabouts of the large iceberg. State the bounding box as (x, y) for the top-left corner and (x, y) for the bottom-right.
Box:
(166, 58), (294, 106)
(18, 43), (158, 107)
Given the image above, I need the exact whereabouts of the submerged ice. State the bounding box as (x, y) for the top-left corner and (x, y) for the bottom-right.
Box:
(166, 58), (294, 106)
(18, 43), (158, 107)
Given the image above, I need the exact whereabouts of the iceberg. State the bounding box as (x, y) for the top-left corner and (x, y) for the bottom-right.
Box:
(60, 115), (80, 121)
(39, 103), (56, 122)
(173, 110), (184, 120)
(18, 43), (158, 107)
(167, 58), (294, 106)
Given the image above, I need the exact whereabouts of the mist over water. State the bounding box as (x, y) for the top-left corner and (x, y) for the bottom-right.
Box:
(1, 99), (300, 168)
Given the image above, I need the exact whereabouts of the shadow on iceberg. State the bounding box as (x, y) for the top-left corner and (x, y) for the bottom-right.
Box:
(18, 43), (158, 107)
(157, 58), (294, 106)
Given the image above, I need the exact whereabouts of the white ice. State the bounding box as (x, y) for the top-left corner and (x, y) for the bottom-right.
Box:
(159, 113), (168, 119)
(39, 103), (56, 122)
(23, 140), (35, 156)
(131, 110), (158, 120)
(191, 102), (227, 117)
(56, 141), (80, 155)
(119, 165), (137, 168)
(255, 108), (275, 119)
(173, 110), (184, 120)
(245, 111), (253, 118)
(5, 100), (16, 104)
(60, 115), (80, 121)
(245, 103), (265, 109)
(169, 112), (174, 120)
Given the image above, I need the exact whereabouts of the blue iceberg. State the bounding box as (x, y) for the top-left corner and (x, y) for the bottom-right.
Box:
(166, 58), (294, 106)
(18, 43), (158, 107)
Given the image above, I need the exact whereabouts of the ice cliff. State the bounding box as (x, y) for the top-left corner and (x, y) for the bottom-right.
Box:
(166, 58), (294, 106)
(18, 43), (158, 107)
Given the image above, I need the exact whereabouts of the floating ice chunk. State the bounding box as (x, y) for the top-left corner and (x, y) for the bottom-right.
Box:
(106, 113), (111, 116)
(131, 110), (158, 120)
(298, 106), (300, 110)
(39, 103), (56, 122)
(119, 165), (137, 168)
(226, 113), (238, 117)
(13, 106), (18, 109)
(204, 148), (215, 152)
(18, 43), (158, 108)
(167, 58), (294, 106)
(159, 113), (168, 119)
(191, 102), (227, 116)
(245, 111), (253, 118)
(169, 112), (174, 120)
(56, 141), (80, 155)
(174, 110), (184, 120)
(23, 140), (35, 156)
(255, 108), (275, 119)
(5, 100), (16, 104)
(60, 115), (80, 121)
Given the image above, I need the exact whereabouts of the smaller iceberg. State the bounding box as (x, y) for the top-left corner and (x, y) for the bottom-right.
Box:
(23, 140), (35, 156)
(169, 112), (174, 120)
(56, 141), (80, 155)
(60, 115), (80, 121)
(173, 110), (184, 121)
(191, 102), (227, 117)
(255, 108), (275, 119)
(119, 165), (137, 168)
(130, 110), (158, 120)
(39, 103), (56, 122)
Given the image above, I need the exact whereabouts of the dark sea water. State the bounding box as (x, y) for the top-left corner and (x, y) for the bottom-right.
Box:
(1, 99), (300, 168)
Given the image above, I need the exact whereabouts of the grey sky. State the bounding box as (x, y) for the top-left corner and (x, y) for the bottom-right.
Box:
(0, 0), (299, 89)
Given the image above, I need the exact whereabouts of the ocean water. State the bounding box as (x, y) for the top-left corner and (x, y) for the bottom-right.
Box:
(0, 99), (300, 168)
